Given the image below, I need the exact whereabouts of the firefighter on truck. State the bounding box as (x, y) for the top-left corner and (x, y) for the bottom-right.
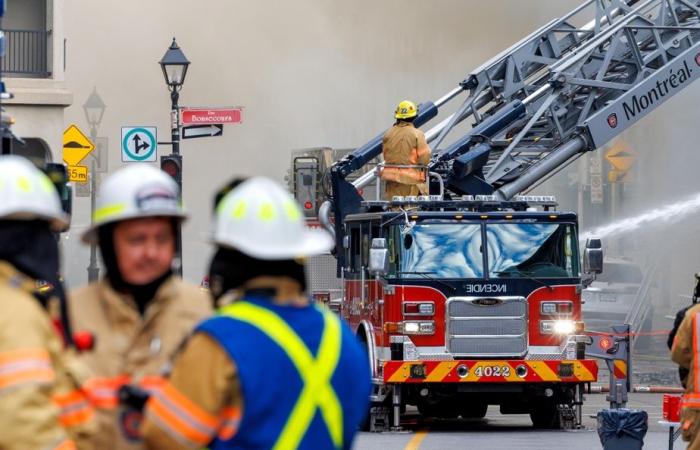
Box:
(380, 100), (432, 200)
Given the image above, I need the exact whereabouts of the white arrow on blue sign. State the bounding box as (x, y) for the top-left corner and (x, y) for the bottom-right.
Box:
(121, 127), (157, 162)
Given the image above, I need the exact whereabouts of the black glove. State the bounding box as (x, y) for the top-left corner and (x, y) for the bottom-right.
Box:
(118, 384), (150, 411)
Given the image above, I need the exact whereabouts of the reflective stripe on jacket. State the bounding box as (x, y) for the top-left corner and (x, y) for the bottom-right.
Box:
(381, 122), (432, 185)
(0, 261), (96, 450)
(69, 276), (212, 450)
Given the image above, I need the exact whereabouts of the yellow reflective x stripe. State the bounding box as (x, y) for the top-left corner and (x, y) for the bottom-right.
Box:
(219, 301), (343, 450)
(93, 203), (126, 222)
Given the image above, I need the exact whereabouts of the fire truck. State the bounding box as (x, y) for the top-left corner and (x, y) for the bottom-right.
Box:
(291, 0), (700, 430)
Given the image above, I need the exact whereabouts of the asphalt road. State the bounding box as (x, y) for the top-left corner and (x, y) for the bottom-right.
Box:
(353, 393), (676, 450)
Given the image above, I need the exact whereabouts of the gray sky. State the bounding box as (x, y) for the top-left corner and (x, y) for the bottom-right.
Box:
(60, 0), (700, 305)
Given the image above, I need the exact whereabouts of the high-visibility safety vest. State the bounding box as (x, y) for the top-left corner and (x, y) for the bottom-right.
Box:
(196, 297), (371, 450)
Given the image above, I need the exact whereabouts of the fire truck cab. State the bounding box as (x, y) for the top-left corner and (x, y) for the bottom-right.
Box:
(341, 195), (599, 430)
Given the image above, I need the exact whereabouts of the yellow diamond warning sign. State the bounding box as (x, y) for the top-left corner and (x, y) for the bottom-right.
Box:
(605, 142), (636, 172)
(63, 124), (95, 166)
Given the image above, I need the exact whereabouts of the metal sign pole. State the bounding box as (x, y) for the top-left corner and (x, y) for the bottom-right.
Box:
(87, 126), (99, 282)
(170, 89), (183, 277)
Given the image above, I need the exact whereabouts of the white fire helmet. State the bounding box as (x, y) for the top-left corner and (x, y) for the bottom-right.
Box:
(81, 165), (187, 244)
(0, 155), (69, 231)
(213, 177), (334, 260)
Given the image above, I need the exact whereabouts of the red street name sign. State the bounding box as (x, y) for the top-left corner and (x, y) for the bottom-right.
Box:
(180, 107), (243, 125)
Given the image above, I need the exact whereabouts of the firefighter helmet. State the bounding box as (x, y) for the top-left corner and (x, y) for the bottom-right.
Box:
(0, 155), (69, 231)
(395, 100), (418, 120)
(213, 177), (334, 260)
(81, 165), (187, 244)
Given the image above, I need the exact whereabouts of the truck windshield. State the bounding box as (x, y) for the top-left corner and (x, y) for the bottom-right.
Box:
(486, 223), (579, 278)
(393, 223), (484, 278)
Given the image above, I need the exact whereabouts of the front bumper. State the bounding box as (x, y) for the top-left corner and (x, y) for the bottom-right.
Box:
(383, 359), (598, 383)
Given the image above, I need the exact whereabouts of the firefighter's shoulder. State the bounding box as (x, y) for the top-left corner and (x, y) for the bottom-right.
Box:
(683, 304), (700, 323)
(0, 275), (55, 349)
(165, 277), (213, 317)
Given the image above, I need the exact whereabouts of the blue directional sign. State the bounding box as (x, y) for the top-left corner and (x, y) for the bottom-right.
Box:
(121, 127), (157, 162)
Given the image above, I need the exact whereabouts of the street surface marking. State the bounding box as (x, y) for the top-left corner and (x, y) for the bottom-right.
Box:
(404, 429), (428, 450)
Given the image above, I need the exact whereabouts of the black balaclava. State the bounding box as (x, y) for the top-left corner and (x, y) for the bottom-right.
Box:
(208, 247), (307, 305)
(97, 221), (174, 316)
(0, 220), (73, 346)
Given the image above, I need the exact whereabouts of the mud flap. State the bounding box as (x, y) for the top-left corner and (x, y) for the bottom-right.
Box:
(369, 406), (391, 433)
(558, 405), (577, 430)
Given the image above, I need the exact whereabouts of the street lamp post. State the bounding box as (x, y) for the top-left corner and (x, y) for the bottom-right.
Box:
(82, 87), (106, 283)
(159, 38), (190, 276)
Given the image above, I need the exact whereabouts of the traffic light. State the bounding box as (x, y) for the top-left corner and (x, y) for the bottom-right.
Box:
(293, 157), (318, 218)
(44, 163), (72, 229)
(160, 153), (182, 189)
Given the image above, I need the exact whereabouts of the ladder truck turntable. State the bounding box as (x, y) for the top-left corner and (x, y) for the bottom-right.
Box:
(298, 0), (700, 430)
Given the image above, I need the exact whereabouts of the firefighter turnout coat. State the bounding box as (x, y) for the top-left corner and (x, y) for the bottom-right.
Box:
(142, 289), (371, 449)
(0, 261), (96, 450)
(672, 304), (700, 449)
(69, 276), (211, 450)
(380, 122), (432, 198)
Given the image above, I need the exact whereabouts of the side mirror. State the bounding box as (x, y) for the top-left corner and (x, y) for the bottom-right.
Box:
(583, 238), (603, 275)
(369, 238), (389, 276)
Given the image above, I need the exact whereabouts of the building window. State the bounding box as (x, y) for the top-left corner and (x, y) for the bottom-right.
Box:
(2, 0), (50, 78)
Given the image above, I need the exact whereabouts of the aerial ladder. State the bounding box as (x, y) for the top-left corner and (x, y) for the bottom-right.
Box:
(323, 0), (700, 261)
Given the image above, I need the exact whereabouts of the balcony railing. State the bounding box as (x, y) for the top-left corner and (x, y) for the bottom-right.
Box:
(0, 29), (51, 77)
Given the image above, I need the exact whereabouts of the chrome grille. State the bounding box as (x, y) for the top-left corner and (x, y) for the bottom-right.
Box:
(448, 299), (526, 317)
(448, 318), (525, 336)
(448, 337), (527, 355)
(447, 296), (528, 358)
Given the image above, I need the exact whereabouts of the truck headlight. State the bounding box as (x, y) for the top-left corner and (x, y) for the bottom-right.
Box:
(553, 320), (575, 335)
(540, 320), (575, 335)
(400, 321), (435, 335)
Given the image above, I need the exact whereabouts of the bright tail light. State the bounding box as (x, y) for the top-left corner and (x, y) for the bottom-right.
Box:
(540, 319), (576, 335)
(599, 337), (613, 351)
(403, 302), (435, 316)
(401, 321), (435, 335)
(540, 301), (574, 316)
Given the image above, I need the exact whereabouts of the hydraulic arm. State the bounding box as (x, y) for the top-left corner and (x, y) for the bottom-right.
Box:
(326, 0), (700, 260)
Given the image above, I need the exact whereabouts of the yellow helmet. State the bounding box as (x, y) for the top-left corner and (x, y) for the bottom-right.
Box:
(395, 100), (418, 120)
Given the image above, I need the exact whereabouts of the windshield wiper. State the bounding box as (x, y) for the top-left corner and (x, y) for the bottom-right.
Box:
(396, 271), (457, 293)
(494, 269), (553, 292)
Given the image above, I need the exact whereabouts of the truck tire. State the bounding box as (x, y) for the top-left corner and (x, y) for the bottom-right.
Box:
(530, 404), (561, 429)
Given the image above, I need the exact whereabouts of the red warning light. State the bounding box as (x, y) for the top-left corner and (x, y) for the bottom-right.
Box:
(358, 189), (364, 196)
(599, 337), (613, 351)
(304, 201), (313, 210)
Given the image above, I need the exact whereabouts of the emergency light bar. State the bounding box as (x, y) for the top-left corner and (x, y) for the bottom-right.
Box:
(360, 194), (558, 212)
